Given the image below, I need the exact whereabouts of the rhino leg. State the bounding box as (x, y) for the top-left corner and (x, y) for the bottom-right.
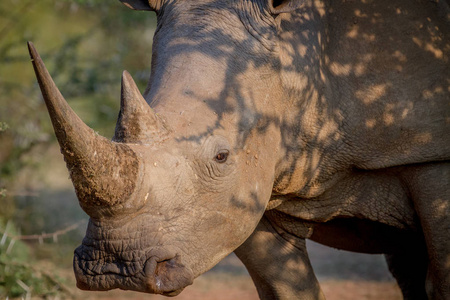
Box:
(402, 162), (450, 300)
(384, 245), (428, 300)
(234, 216), (325, 300)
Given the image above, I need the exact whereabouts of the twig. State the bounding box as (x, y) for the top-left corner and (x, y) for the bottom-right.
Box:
(0, 220), (86, 242)
(16, 279), (32, 300)
(0, 220), (12, 246)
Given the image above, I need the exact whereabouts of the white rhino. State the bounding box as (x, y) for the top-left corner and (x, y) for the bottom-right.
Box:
(29, 0), (449, 299)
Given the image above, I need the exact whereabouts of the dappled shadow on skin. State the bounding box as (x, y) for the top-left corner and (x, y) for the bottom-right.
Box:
(234, 215), (325, 299)
(134, 0), (449, 296)
(230, 193), (266, 214)
(145, 0), (449, 190)
(272, 0), (449, 196)
(144, 0), (283, 140)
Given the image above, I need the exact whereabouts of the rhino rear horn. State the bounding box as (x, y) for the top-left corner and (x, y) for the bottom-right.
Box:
(28, 42), (139, 215)
(113, 71), (170, 144)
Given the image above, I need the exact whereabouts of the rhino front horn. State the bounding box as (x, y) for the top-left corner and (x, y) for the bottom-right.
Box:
(113, 71), (170, 144)
(28, 42), (139, 216)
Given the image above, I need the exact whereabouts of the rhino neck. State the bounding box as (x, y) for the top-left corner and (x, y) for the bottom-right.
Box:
(270, 2), (351, 197)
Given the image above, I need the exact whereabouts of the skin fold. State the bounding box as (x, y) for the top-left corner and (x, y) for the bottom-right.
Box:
(30, 0), (449, 299)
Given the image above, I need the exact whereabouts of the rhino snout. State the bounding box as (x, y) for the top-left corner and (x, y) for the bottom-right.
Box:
(73, 245), (194, 295)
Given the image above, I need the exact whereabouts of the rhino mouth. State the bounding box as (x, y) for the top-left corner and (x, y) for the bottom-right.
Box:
(73, 245), (194, 296)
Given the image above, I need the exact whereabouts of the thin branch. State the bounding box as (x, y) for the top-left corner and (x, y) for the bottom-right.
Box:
(0, 220), (86, 241)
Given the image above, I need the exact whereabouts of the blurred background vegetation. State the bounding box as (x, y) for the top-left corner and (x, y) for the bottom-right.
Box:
(0, 0), (156, 298)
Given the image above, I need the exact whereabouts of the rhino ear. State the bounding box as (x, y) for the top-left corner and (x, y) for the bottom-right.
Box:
(269, 0), (305, 14)
(118, 0), (161, 11)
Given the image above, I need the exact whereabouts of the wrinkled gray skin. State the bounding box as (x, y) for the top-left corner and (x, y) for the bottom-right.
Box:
(30, 0), (449, 299)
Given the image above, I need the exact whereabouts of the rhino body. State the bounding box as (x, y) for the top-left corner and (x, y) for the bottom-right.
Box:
(30, 0), (449, 299)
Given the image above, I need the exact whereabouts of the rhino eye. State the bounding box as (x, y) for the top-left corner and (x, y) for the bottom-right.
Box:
(214, 150), (229, 163)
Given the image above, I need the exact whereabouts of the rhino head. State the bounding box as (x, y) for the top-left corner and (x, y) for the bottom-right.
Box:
(28, 0), (297, 295)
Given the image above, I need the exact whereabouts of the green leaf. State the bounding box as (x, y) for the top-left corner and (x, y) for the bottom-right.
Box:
(0, 122), (8, 132)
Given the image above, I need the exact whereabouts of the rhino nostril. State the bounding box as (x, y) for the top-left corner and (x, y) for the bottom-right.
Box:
(143, 253), (193, 294)
(155, 257), (180, 277)
(144, 255), (179, 278)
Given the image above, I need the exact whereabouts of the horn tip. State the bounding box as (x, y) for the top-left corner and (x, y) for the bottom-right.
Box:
(27, 41), (37, 58)
(121, 70), (138, 90)
(122, 70), (131, 77)
(27, 41), (42, 67)
(121, 70), (134, 86)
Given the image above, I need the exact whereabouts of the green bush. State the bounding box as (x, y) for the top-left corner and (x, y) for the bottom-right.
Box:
(0, 220), (71, 298)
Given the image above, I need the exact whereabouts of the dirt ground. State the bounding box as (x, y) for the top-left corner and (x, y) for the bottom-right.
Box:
(75, 241), (402, 300)
(79, 278), (401, 300)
